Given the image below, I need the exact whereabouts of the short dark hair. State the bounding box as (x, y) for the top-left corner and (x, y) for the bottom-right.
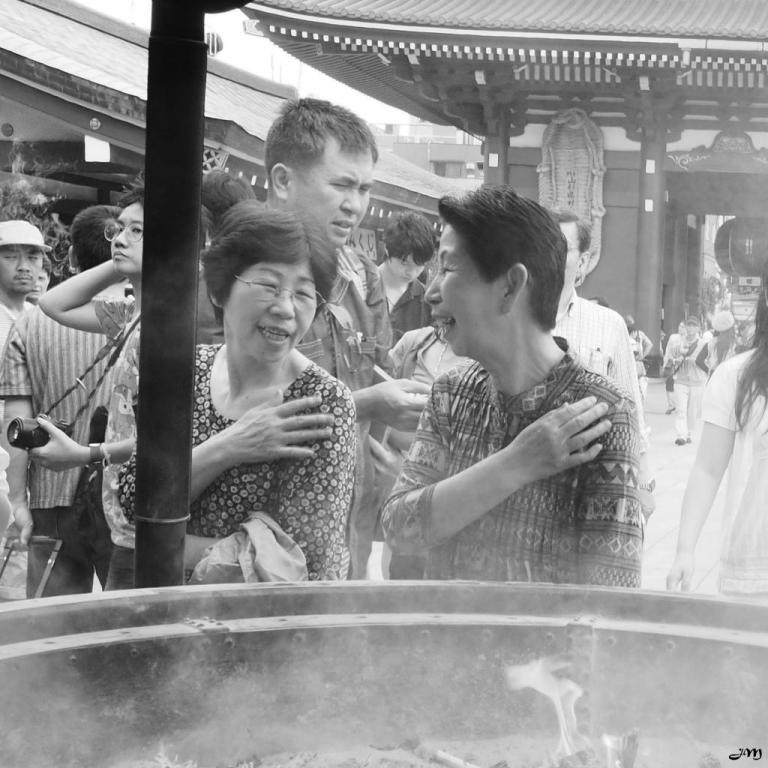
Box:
(265, 98), (379, 175)
(550, 209), (591, 254)
(438, 186), (565, 330)
(202, 201), (326, 319)
(383, 212), (435, 266)
(69, 204), (122, 271)
(201, 170), (256, 239)
(117, 178), (144, 209)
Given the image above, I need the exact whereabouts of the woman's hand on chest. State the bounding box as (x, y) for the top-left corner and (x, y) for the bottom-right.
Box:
(216, 392), (335, 465)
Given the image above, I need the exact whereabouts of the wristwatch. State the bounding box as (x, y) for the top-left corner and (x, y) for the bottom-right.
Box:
(88, 443), (103, 465)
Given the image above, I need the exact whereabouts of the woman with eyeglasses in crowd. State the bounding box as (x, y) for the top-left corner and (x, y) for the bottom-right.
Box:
(36, 184), (144, 589)
(118, 201), (356, 581)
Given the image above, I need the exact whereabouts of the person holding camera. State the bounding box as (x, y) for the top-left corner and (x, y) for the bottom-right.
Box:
(0, 205), (124, 597)
(36, 185), (144, 590)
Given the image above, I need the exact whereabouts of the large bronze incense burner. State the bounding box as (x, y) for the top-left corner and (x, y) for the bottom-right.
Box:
(1, 582), (765, 767)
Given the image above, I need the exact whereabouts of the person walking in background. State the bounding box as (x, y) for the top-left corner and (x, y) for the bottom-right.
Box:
(662, 321), (686, 415)
(667, 280), (768, 598)
(665, 317), (708, 446)
(625, 314), (652, 405)
(377, 212), (435, 343)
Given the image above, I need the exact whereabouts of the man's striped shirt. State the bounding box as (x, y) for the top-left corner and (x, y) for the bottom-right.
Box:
(0, 307), (113, 509)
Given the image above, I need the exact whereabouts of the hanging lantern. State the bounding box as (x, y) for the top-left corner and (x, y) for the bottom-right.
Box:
(714, 218), (768, 276)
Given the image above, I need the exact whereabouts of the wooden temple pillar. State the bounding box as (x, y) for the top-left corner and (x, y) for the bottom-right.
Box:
(483, 108), (510, 186)
(635, 108), (668, 345)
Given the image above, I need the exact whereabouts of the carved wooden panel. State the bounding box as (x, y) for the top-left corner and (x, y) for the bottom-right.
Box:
(537, 108), (606, 277)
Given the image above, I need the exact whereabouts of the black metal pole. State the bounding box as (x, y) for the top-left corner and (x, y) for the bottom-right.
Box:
(133, 2), (207, 588)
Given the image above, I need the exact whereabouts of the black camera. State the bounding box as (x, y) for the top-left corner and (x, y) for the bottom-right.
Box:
(6, 417), (73, 449)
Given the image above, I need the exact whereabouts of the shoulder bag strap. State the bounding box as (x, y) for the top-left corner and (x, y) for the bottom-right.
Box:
(43, 314), (141, 425)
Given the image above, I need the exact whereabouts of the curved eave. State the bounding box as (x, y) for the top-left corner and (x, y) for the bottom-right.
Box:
(244, 4), (768, 133)
(255, 37), (454, 125)
(0, 49), (266, 164)
(243, 1), (768, 42)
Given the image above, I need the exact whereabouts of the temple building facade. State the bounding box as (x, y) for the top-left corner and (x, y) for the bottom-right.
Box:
(244, 0), (768, 341)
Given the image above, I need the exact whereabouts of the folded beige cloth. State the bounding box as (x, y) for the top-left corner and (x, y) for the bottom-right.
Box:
(188, 512), (308, 584)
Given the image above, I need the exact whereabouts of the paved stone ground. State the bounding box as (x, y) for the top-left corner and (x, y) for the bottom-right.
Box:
(641, 377), (724, 595)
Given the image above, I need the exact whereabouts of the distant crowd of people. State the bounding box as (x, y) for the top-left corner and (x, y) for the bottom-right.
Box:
(0, 97), (764, 602)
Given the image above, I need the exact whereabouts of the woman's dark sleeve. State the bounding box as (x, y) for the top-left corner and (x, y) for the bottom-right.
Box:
(274, 375), (357, 578)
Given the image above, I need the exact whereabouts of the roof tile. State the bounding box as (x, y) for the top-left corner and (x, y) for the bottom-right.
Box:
(2, 0), (462, 203)
(4, 1), (287, 138)
(249, 0), (768, 39)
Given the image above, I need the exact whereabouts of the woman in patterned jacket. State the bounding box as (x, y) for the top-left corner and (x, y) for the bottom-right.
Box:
(381, 187), (643, 587)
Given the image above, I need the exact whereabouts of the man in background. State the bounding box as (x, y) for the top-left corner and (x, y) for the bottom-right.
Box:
(0, 220), (47, 354)
(378, 211), (435, 343)
(265, 98), (430, 576)
(552, 210), (655, 518)
(26, 253), (52, 306)
(0, 204), (121, 596)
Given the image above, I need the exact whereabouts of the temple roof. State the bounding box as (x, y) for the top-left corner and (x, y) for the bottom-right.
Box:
(0, 0), (466, 218)
(245, 0), (768, 40)
(4, 0), (295, 150)
(244, 1), (768, 136)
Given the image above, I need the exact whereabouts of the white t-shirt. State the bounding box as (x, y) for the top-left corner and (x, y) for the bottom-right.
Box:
(0, 445), (9, 497)
(704, 350), (768, 595)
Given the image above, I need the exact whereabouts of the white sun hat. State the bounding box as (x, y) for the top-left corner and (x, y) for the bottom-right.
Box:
(0, 220), (51, 252)
(711, 309), (735, 333)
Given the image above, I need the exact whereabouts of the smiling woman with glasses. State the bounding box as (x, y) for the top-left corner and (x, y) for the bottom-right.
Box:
(232, 273), (320, 307)
(118, 201), (356, 581)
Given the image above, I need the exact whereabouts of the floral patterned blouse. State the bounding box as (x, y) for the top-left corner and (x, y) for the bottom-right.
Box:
(94, 295), (139, 550)
(120, 345), (357, 580)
